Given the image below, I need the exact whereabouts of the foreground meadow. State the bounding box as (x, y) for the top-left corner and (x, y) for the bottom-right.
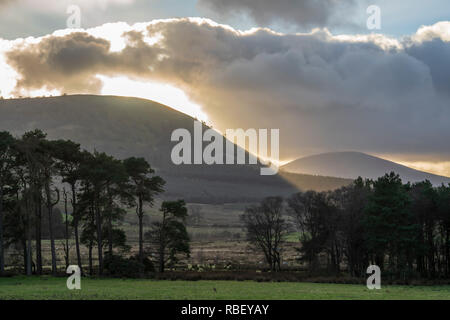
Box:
(0, 276), (449, 300)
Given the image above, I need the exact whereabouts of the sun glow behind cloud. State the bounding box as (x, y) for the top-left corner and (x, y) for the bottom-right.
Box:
(97, 75), (209, 122)
(397, 161), (450, 178)
(2, 17), (450, 176)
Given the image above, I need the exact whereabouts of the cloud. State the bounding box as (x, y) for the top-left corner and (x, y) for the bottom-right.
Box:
(0, 0), (141, 39)
(0, 0), (15, 7)
(405, 22), (450, 96)
(412, 21), (450, 42)
(3, 18), (450, 161)
(3, 0), (134, 11)
(5, 29), (161, 94)
(197, 0), (366, 29)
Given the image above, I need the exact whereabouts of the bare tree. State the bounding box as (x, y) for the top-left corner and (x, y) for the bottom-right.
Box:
(241, 197), (289, 271)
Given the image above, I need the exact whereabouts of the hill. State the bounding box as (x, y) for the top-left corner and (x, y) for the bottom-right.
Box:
(0, 95), (352, 202)
(281, 151), (450, 185)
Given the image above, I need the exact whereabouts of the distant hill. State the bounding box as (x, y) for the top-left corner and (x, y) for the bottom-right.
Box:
(0, 95), (351, 203)
(281, 151), (450, 185)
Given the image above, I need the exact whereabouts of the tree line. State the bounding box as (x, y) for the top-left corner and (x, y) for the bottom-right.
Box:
(242, 173), (450, 280)
(0, 130), (190, 276)
(2, 128), (449, 281)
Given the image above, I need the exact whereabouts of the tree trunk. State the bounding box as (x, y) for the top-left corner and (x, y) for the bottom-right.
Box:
(427, 225), (435, 278)
(138, 216), (144, 263)
(45, 182), (58, 276)
(108, 216), (113, 257)
(35, 192), (42, 275)
(88, 241), (93, 276)
(138, 197), (144, 264)
(63, 189), (69, 268)
(48, 214), (57, 275)
(267, 247), (274, 272)
(159, 245), (165, 273)
(71, 184), (83, 275)
(23, 189), (32, 276)
(74, 220), (82, 273)
(446, 227), (450, 276)
(26, 229), (32, 276)
(107, 186), (113, 257)
(0, 185), (4, 275)
(159, 214), (165, 273)
(262, 248), (272, 272)
(22, 242), (27, 275)
(274, 251), (281, 272)
(95, 203), (103, 275)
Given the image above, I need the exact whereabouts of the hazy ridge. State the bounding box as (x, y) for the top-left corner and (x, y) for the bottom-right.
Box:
(0, 95), (352, 203)
(282, 151), (450, 185)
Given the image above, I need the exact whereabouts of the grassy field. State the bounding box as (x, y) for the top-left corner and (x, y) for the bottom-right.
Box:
(0, 276), (449, 300)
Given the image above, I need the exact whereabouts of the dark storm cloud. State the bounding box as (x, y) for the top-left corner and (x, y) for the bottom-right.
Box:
(4, 19), (450, 159)
(6, 31), (161, 93)
(406, 38), (450, 96)
(198, 0), (364, 29)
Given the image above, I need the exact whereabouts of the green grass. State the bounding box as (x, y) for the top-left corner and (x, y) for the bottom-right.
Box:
(0, 276), (449, 300)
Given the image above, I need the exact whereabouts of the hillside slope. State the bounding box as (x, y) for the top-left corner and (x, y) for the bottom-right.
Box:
(281, 151), (450, 185)
(0, 95), (351, 202)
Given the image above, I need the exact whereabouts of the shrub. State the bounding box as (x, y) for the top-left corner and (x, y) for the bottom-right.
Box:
(129, 254), (155, 273)
(104, 254), (144, 278)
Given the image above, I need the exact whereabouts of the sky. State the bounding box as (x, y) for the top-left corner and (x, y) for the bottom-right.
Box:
(1, 0), (450, 175)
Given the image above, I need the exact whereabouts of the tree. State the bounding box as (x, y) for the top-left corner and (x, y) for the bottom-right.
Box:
(123, 157), (164, 265)
(332, 177), (372, 276)
(242, 197), (288, 271)
(4, 191), (29, 274)
(81, 223), (130, 254)
(409, 180), (438, 277)
(437, 184), (450, 276)
(62, 188), (71, 268)
(101, 156), (129, 259)
(0, 129), (172, 277)
(40, 139), (61, 275)
(78, 151), (131, 275)
(146, 200), (190, 273)
(9, 150), (33, 275)
(364, 172), (417, 278)
(0, 131), (15, 275)
(78, 151), (111, 275)
(52, 140), (84, 274)
(79, 201), (96, 275)
(288, 191), (327, 271)
(18, 130), (47, 275)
